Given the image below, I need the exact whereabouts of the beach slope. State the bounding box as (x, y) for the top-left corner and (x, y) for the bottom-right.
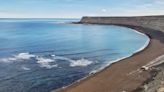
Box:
(56, 16), (164, 92)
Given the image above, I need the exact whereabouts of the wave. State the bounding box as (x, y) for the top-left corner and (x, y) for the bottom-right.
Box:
(14, 53), (35, 60)
(69, 58), (93, 67)
(0, 52), (58, 69)
(0, 52), (35, 63)
(0, 52), (94, 69)
(21, 66), (31, 71)
(51, 55), (94, 67)
(36, 57), (57, 69)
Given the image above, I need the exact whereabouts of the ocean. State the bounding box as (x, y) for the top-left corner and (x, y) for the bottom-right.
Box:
(0, 18), (149, 92)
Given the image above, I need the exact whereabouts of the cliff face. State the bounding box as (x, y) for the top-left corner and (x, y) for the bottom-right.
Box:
(80, 16), (164, 32)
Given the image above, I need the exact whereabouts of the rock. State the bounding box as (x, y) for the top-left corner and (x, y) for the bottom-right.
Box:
(141, 66), (149, 71)
(144, 85), (148, 91)
(158, 86), (164, 92)
(161, 81), (164, 85)
(122, 91), (127, 92)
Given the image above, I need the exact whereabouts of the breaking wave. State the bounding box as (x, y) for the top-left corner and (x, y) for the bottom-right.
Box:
(21, 66), (31, 71)
(0, 52), (94, 69)
(69, 58), (93, 67)
(0, 52), (35, 63)
(36, 57), (58, 69)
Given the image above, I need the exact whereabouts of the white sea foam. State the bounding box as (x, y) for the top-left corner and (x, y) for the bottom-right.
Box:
(14, 53), (35, 60)
(0, 52), (35, 63)
(52, 55), (72, 61)
(0, 57), (17, 62)
(36, 57), (58, 69)
(52, 55), (93, 67)
(0, 53), (94, 69)
(0, 53), (58, 69)
(70, 58), (93, 67)
(132, 29), (150, 53)
(21, 66), (31, 71)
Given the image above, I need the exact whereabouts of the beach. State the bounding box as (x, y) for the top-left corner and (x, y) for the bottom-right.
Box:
(0, 18), (149, 92)
(55, 16), (164, 92)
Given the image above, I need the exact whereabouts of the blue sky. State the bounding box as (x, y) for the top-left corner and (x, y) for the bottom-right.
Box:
(0, 0), (164, 18)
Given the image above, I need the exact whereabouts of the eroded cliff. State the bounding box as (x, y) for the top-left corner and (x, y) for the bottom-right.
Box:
(80, 16), (164, 32)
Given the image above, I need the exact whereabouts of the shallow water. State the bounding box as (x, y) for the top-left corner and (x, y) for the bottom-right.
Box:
(0, 18), (149, 92)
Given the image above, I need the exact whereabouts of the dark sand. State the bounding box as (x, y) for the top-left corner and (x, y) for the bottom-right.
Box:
(54, 25), (164, 92)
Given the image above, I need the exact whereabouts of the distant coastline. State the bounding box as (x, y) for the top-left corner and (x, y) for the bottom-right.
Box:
(56, 15), (164, 92)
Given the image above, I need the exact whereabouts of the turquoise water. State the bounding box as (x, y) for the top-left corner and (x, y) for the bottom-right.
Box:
(0, 19), (149, 92)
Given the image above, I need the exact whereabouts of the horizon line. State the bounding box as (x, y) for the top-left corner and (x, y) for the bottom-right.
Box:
(0, 14), (164, 19)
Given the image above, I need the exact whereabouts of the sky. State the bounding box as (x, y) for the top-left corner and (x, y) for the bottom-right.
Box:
(0, 0), (164, 18)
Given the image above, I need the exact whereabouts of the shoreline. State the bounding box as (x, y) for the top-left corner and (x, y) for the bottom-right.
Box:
(88, 26), (151, 76)
(54, 23), (164, 92)
(53, 25), (150, 92)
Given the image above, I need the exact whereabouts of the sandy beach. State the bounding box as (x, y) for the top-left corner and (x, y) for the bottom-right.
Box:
(1, 0), (164, 92)
(55, 22), (164, 92)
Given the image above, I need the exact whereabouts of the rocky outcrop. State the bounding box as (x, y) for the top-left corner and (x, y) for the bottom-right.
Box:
(79, 16), (164, 32)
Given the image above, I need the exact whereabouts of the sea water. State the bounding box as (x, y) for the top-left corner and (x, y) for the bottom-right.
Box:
(0, 18), (149, 92)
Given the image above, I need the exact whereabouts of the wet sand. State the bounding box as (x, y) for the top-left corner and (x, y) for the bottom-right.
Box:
(54, 25), (164, 92)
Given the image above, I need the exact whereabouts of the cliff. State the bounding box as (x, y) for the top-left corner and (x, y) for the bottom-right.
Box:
(57, 16), (164, 92)
(79, 16), (164, 32)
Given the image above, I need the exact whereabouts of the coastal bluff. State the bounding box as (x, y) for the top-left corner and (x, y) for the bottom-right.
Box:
(57, 16), (164, 92)
(79, 16), (164, 32)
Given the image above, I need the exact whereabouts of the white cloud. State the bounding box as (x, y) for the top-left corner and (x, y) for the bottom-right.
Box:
(101, 9), (107, 12)
(154, 0), (164, 4)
